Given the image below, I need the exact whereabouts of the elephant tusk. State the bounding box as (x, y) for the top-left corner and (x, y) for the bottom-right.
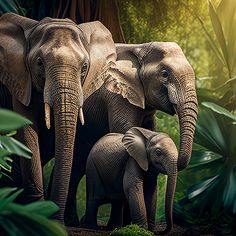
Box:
(44, 103), (51, 129)
(79, 107), (85, 126)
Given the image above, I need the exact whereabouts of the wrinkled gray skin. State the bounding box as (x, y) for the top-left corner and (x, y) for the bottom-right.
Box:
(66, 42), (198, 226)
(83, 127), (178, 234)
(0, 13), (116, 223)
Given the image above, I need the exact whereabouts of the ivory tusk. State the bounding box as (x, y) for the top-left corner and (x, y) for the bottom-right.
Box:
(44, 103), (51, 129)
(79, 107), (85, 126)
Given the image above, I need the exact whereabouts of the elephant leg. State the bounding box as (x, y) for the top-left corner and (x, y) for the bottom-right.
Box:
(64, 140), (89, 226)
(13, 99), (44, 203)
(144, 171), (158, 231)
(107, 201), (124, 229)
(123, 158), (148, 229)
(82, 199), (101, 229)
(122, 201), (131, 226)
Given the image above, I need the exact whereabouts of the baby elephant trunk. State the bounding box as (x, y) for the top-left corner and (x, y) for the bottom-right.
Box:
(160, 173), (177, 234)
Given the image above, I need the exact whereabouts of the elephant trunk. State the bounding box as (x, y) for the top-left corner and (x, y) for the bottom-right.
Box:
(44, 66), (83, 222)
(177, 87), (198, 171)
(160, 173), (177, 234)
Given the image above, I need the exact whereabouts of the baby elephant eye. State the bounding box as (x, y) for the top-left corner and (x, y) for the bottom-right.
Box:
(156, 149), (162, 156)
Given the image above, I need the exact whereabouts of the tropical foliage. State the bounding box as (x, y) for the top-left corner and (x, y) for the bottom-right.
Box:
(172, 0), (236, 234)
(0, 109), (67, 236)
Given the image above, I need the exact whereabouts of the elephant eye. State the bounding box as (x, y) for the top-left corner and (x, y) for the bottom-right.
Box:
(81, 62), (88, 85)
(36, 57), (43, 66)
(156, 149), (162, 156)
(161, 70), (169, 79)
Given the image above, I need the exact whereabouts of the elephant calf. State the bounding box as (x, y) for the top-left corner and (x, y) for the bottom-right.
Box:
(83, 127), (178, 234)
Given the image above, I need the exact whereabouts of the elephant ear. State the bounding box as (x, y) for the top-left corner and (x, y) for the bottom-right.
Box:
(78, 21), (117, 102)
(122, 127), (149, 171)
(103, 60), (145, 109)
(0, 13), (38, 106)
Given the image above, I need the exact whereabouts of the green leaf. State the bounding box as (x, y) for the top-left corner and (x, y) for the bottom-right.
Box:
(0, 136), (31, 159)
(222, 168), (236, 213)
(0, 109), (32, 133)
(0, 155), (12, 172)
(217, 0), (236, 73)
(194, 108), (226, 155)
(209, 0), (229, 71)
(23, 201), (59, 217)
(188, 149), (223, 169)
(0, 0), (18, 13)
(0, 189), (23, 212)
(187, 175), (219, 199)
(0, 188), (17, 200)
(202, 102), (236, 121)
(0, 148), (11, 159)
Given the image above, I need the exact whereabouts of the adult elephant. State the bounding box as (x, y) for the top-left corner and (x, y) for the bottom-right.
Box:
(0, 13), (116, 223)
(66, 42), (198, 226)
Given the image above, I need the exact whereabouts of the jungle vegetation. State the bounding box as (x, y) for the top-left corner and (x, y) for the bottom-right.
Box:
(0, 0), (235, 235)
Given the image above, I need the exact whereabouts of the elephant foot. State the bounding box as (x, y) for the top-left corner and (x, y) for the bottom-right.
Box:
(79, 215), (99, 230)
(64, 215), (80, 227)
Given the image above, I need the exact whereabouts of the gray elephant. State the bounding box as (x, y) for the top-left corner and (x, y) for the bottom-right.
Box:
(0, 13), (116, 222)
(66, 42), (198, 225)
(83, 127), (178, 234)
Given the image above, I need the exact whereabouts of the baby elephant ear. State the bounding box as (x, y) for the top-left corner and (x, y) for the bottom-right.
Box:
(122, 128), (148, 171)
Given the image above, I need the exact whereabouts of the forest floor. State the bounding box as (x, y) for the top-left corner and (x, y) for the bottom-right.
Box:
(67, 224), (218, 236)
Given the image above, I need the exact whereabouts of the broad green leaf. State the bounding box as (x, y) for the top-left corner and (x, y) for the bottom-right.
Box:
(23, 201), (59, 217)
(0, 0), (18, 13)
(0, 136), (31, 159)
(0, 148), (10, 159)
(188, 149), (223, 168)
(209, 0), (229, 71)
(188, 175), (219, 199)
(223, 168), (236, 213)
(194, 108), (226, 155)
(0, 189), (23, 212)
(0, 188), (17, 200)
(202, 102), (236, 121)
(0, 109), (32, 133)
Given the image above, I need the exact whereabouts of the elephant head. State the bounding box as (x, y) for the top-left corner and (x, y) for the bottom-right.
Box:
(122, 127), (178, 234)
(0, 13), (116, 221)
(106, 42), (198, 171)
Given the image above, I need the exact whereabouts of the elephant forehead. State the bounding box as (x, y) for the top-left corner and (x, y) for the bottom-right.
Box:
(29, 24), (81, 46)
(162, 57), (194, 74)
(150, 135), (177, 153)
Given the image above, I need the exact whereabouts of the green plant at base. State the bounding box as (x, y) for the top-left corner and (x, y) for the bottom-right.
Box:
(0, 187), (67, 236)
(110, 224), (153, 236)
(0, 108), (68, 235)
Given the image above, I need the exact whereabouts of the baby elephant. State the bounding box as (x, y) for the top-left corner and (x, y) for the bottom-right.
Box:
(83, 127), (178, 234)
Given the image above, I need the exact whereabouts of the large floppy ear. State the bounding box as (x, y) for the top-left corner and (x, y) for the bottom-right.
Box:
(78, 21), (117, 102)
(0, 13), (38, 106)
(122, 127), (150, 171)
(103, 60), (145, 109)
